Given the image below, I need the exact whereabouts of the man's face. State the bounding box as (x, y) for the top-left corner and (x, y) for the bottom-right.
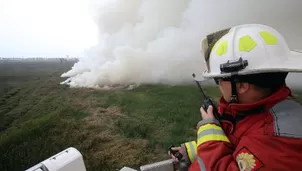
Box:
(216, 78), (251, 103)
(217, 80), (232, 102)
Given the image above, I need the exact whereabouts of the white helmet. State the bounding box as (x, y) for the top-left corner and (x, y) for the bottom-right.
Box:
(201, 24), (302, 79)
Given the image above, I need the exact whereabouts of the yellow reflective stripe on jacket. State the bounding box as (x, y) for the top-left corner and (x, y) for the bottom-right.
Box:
(197, 123), (222, 135)
(197, 123), (230, 146)
(185, 141), (197, 163)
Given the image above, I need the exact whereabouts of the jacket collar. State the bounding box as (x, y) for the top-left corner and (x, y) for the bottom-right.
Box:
(218, 84), (292, 118)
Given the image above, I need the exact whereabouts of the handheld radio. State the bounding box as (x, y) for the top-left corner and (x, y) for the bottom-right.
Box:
(192, 73), (220, 121)
(168, 145), (183, 161)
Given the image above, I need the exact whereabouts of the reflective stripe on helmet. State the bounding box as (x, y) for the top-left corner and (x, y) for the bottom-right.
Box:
(239, 35), (257, 52)
(259, 31), (278, 45)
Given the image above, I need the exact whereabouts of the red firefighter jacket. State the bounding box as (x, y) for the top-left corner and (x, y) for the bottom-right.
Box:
(180, 85), (302, 170)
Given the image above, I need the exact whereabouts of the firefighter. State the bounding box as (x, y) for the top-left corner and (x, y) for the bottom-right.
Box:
(169, 24), (302, 170)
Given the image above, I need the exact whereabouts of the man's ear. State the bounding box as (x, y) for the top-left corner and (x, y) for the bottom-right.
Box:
(236, 82), (250, 94)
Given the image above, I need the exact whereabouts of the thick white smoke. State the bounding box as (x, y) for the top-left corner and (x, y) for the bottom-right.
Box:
(61, 0), (302, 88)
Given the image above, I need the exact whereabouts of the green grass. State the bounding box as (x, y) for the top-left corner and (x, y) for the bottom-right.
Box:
(0, 60), (301, 171)
(0, 60), (219, 171)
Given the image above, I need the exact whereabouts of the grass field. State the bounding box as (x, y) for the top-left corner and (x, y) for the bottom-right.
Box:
(0, 60), (301, 171)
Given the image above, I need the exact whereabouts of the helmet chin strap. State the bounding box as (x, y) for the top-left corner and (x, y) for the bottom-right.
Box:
(218, 57), (248, 104)
(229, 78), (238, 104)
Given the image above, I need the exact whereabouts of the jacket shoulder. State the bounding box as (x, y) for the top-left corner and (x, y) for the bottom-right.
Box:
(269, 99), (302, 138)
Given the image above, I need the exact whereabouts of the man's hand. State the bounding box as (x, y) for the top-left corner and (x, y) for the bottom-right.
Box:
(200, 105), (215, 120)
(168, 146), (183, 162)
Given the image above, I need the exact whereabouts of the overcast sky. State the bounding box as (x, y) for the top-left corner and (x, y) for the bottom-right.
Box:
(0, 0), (98, 57)
(1, 0), (302, 58)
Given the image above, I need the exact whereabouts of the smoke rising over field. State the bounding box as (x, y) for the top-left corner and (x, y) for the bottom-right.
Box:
(61, 0), (302, 89)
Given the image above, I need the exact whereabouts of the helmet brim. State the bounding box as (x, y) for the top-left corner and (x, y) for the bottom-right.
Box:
(202, 50), (302, 78)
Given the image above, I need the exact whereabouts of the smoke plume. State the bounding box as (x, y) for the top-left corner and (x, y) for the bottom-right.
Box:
(61, 0), (302, 89)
